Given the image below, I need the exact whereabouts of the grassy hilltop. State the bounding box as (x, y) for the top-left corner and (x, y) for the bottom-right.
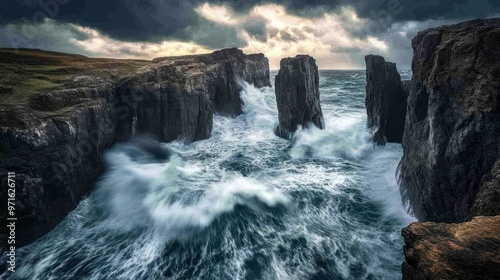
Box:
(0, 49), (150, 104)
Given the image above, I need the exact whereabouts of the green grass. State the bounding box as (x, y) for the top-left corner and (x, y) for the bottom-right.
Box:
(0, 48), (150, 105)
(0, 62), (68, 101)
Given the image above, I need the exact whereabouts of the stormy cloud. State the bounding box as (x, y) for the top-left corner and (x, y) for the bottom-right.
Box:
(2, 0), (498, 43)
(0, 0), (499, 68)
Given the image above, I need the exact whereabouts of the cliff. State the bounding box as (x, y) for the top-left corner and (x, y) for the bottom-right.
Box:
(399, 18), (500, 222)
(399, 18), (500, 280)
(116, 48), (270, 141)
(402, 216), (500, 280)
(0, 48), (270, 247)
(274, 55), (324, 139)
(365, 55), (408, 145)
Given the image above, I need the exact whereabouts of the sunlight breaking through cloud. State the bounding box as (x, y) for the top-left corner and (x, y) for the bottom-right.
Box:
(196, 3), (389, 69)
(0, 3), (392, 69)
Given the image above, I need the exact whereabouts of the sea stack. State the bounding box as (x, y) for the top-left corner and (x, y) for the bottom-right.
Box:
(365, 55), (408, 145)
(274, 55), (325, 139)
(398, 18), (500, 223)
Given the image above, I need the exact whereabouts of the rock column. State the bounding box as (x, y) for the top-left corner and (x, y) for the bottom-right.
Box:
(365, 55), (408, 145)
(274, 55), (324, 139)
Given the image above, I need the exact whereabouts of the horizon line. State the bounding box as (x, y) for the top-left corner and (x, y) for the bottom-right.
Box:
(270, 68), (412, 71)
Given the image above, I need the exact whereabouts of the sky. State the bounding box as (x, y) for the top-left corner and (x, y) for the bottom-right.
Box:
(0, 0), (499, 69)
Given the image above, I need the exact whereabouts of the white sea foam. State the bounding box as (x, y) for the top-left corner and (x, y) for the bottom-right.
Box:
(5, 72), (414, 280)
(94, 140), (289, 238)
(290, 123), (373, 160)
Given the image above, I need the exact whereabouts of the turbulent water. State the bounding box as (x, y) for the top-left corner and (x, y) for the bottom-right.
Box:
(3, 70), (415, 280)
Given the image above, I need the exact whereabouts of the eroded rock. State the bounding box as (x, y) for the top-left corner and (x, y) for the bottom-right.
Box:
(470, 158), (500, 217)
(402, 216), (500, 280)
(365, 55), (407, 145)
(399, 18), (500, 222)
(274, 55), (324, 139)
(0, 48), (271, 247)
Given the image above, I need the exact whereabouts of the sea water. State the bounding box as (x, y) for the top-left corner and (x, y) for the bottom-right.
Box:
(2, 70), (415, 280)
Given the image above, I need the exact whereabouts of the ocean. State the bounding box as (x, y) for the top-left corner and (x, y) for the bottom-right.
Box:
(2, 70), (415, 280)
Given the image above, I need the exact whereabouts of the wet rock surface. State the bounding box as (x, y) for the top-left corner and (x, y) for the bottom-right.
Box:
(274, 55), (324, 139)
(399, 18), (500, 280)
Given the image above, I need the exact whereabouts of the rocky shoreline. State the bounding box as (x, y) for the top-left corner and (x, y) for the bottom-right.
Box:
(402, 216), (500, 279)
(399, 18), (500, 223)
(0, 48), (270, 247)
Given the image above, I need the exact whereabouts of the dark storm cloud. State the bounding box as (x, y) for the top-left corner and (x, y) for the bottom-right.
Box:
(279, 30), (295, 42)
(242, 16), (268, 42)
(274, 0), (499, 22)
(187, 18), (247, 49)
(0, 0), (196, 41)
(0, 0), (499, 50)
(0, 0), (267, 49)
(0, 19), (97, 55)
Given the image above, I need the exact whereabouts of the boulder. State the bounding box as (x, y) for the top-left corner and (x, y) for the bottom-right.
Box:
(401, 216), (500, 280)
(274, 55), (324, 139)
(365, 55), (408, 145)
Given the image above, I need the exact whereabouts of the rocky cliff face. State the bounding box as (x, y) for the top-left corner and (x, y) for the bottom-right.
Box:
(274, 55), (324, 139)
(116, 48), (270, 142)
(151, 48), (270, 117)
(0, 48), (270, 247)
(402, 216), (500, 280)
(365, 55), (408, 145)
(399, 18), (500, 222)
(470, 159), (500, 217)
(0, 84), (120, 248)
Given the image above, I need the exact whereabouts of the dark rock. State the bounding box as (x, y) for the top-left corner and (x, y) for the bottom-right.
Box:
(365, 55), (408, 145)
(0, 48), (271, 248)
(401, 216), (500, 280)
(0, 88), (118, 248)
(116, 48), (271, 142)
(470, 159), (500, 217)
(401, 80), (413, 96)
(399, 18), (500, 222)
(115, 62), (214, 143)
(151, 48), (271, 117)
(274, 55), (324, 139)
